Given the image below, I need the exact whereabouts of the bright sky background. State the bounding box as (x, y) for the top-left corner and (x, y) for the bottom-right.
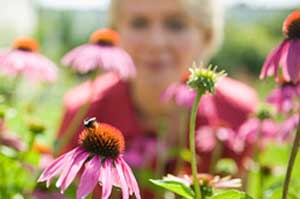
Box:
(36, 0), (300, 9)
(225, 0), (300, 8)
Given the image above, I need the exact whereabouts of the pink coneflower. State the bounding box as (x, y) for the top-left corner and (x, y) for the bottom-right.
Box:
(267, 80), (300, 113)
(0, 37), (57, 82)
(260, 10), (300, 83)
(62, 29), (136, 79)
(38, 118), (140, 199)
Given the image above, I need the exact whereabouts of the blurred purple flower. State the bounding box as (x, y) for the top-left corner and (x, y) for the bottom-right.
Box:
(32, 189), (68, 199)
(38, 119), (140, 199)
(267, 82), (300, 113)
(124, 136), (159, 169)
(0, 37), (57, 82)
(62, 29), (135, 79)
(260, 10), (300, 83)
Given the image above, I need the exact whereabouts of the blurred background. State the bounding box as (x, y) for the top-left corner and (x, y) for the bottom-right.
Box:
(0, 0), (299, 148)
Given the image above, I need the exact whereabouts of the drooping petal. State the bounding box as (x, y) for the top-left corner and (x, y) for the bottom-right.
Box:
(101, 159), (113, 199)
(260, 40), (288, 80)
(285, 39), (300, 83)
(120, 157), (141, 199)
(38, 147), (79, 187)
(56, 147), (89, 193)
(115, 159), (129, 199)
(60, 152), (89, 193)
(77, 156), (101, 199)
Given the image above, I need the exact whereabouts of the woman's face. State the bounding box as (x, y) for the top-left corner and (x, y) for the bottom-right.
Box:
(116, 0), (209, 115)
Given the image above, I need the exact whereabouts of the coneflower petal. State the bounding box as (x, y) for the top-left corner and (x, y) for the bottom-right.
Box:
(101, 160), (113, 199)
(120, 158), (141, 199)
(115, 159), (129, 199)
(37, 147), (78, 186)
(286, 39), (300, 83)
(77, 156), (101, 199)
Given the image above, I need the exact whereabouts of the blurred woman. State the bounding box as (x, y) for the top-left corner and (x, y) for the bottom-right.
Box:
(56, 0), (258, 198)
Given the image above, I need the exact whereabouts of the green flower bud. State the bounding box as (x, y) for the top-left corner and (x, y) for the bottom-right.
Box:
(187, 63), (226, 93)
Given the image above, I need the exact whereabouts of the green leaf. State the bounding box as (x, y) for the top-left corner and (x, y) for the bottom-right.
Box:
(209, 190), (254, 199)
(150, 179), (194, 199)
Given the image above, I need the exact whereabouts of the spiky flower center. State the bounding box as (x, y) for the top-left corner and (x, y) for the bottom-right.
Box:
(89, 29), (120, 46)
(13, 37), (39, 52)
(283, 10), (300, 39)
(187, 63), (226, 93)
(79, 118), (125, 159)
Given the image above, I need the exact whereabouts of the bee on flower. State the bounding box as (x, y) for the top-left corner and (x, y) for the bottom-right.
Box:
(38, 118), (140, 199)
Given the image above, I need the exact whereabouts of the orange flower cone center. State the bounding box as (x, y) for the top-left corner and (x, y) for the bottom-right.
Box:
(283, 10), (300, 39)
(89, 29), (120, 46)
(79, 119), (125, 159)
(13, 37), (39, 52)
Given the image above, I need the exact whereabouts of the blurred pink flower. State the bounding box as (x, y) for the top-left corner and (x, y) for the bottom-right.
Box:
(260, 10), (300, 83)
(231, 118), (278, 153)
(162, 74), (258, 128)
(0, 37), (57, 82)
(62, 29), (135, 79)
(196, 126), (235, 153)
(38, 118), (140, 199)
(164, 174), (241, 189)
(161, 82), (196, 108)
(277, 114), (299, 142)
(267, 82), (300, 113)
(196, 118), (278, 154)
(0, 119), (26, 151)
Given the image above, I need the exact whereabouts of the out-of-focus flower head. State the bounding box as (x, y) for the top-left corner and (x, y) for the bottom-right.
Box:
(267, 76), (300, 113)
(161, 71), (197, 108)
(196, 126), (236, 153)
(0, 36), (58, 82)
(62, 29), (136, 79)
(260, 10), (300, 83)
(187, 63), (226, 93)
(164, 174), (241, 190)
(277, 114), (299, 142)
(0, 110), (26, 151)
(38, 117), (140, 199)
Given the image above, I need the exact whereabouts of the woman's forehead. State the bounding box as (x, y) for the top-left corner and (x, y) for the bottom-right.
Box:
(119, 0), (187, 16)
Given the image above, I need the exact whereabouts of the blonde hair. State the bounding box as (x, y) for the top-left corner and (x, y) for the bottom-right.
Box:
(108, 0), (224, 60)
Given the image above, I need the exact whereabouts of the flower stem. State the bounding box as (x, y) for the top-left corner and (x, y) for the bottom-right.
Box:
(282, 112), (300, 199)
(189, 89), (204, 199)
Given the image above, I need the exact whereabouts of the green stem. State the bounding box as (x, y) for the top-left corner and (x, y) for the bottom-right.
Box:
(282, 111), (300, 199)
(189, 90), (204, 199)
